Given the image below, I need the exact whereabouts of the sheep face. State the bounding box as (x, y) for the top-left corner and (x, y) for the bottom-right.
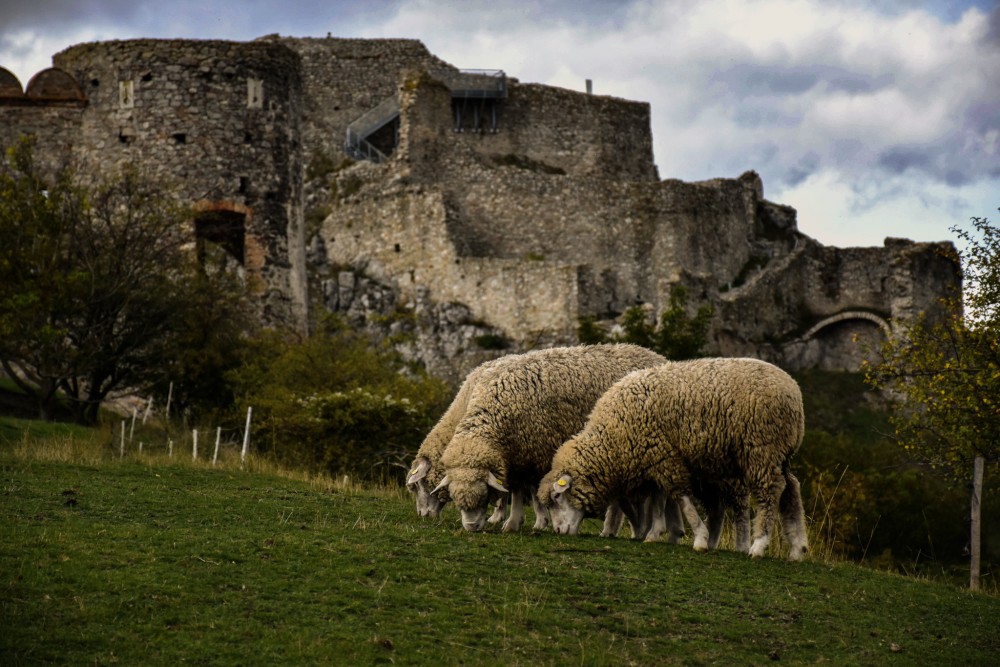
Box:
(405, 457), (446, 518)
(435, 467), (508, 531)
(548, 474), (586, 535)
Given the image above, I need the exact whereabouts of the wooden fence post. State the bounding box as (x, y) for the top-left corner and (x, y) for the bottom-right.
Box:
(192, 429), (198, 462)
(119, 421), (126, 460)
(212, 427), (221, 466)
(971, 455), (984, 591)
(241, 407), (253, 465)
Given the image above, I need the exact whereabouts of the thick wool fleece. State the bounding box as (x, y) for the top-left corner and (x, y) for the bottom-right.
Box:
(439, 344), (667, 512)
(539, 358), (805, 546)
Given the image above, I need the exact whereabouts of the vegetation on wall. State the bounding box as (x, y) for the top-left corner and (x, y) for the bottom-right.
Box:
(578, 284), (714, 360)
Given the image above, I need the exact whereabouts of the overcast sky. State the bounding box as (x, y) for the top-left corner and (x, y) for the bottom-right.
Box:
(1, 0), (997, 250)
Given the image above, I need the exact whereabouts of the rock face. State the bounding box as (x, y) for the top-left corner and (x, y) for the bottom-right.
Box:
(1, 36), (962, 380)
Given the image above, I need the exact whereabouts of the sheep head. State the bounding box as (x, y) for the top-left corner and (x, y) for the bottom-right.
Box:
(405, 457), (446, 518)
(432, 467), (508, 531)
(548, 474), (586, 535)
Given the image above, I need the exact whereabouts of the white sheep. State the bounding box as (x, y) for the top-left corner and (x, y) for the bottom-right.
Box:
(540, 357), (808, 560)
(405, 358), (503, 519)
(432, 344), (669, 533)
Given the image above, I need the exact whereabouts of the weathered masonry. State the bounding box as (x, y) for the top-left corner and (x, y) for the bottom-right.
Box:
(0, 36), (961, 382)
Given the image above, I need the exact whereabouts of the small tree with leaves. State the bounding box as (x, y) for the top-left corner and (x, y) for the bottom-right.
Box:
(0, 137), (252, 424)
(578, 285), (714, 360)
(864, 213), (999, 590)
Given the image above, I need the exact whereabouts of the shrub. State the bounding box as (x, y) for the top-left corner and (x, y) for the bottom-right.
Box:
(228, 316), (449, 482)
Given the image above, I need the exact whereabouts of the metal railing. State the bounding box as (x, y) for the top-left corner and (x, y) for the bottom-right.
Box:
(343, 69), (507, 161)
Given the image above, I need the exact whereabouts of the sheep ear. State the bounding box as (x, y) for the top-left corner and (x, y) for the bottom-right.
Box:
(552, 474), (572, 496)
(430, 475), (450, 496)
(487, 471), (509, 493)
(406, 458), (431, 486)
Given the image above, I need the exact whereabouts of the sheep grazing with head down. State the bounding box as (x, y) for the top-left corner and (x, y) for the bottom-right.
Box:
(405, 358), (505, 519)
(540, 357), (808, 560)
(433, 344), (668, 533)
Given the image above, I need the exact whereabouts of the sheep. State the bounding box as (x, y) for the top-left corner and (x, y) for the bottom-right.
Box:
(431, 344), (669, 533)
(405, 358), (504, 519)
(405, 355), (547, 527)
(540, 357), (809, 560)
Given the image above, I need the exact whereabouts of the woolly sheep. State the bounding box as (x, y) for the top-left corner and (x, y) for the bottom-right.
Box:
(433, 344), (668, 533)
(405, 355), (546, 527)
(540, 357), (808, 560)
(405, 358), (504, 519)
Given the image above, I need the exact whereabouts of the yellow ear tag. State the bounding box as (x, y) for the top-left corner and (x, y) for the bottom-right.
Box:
(497, 479), (504, 486)
(409, 469), (418, 475)
(557, 479), (567, 486)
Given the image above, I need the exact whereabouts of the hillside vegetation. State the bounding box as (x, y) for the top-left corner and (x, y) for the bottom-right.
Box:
(2, 438), (998, 666)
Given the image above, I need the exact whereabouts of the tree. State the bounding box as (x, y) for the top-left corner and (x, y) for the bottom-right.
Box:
(578, 284), (714, 360)
(864, 212), (999, 589)
(0, 137), (252, 424)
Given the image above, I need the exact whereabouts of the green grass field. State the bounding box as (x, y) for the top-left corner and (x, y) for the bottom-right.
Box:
(2, 436), (998, 666)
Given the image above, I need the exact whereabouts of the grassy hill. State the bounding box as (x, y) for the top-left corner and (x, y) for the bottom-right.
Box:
(2, 442), (998, 666)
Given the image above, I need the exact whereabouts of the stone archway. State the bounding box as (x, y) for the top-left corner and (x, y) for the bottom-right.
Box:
(782, 311), (892, 371)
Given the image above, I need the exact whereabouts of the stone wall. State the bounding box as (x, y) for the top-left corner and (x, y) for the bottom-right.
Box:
(44, 39), (307, 327)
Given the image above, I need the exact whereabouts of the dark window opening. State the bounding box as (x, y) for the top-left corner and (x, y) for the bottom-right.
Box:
(244, 131), (253, 143)
(141, 72), (153, 82)
(172, 132), (187, 144)
(195, 210), (246, 267)
(394, 243), (401, 253)
(239, 177), (248, 194)
(118, 131), (133, 145)
(90, 78), (100, 87)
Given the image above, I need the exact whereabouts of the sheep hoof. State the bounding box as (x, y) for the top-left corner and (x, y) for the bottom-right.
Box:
(749, 541), (768, 558)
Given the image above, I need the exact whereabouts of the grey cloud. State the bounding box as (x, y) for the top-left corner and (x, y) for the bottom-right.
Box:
(711, 63), (895, 99)
(877, 146), (933, 175)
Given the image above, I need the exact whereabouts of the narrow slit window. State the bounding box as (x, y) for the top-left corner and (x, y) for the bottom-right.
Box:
(247, 78), (263, 109)
(119, 80), (134, 109)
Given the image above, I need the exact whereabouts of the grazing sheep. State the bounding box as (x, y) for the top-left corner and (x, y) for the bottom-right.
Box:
(405, 358), (504, 518)
(540, 357), (809, 560)
(432, 344), (668, 532)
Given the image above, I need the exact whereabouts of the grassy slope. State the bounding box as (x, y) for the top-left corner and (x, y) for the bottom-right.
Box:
(2, 455), (998, 666)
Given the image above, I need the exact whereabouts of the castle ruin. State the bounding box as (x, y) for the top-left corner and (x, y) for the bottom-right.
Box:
(0, 36), (962, 383)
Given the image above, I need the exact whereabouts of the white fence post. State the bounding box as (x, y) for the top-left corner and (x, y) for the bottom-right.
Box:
(241, 407), (253, 464)
(192, 429), (198, 462)
(165, 382), (174, 421)
(212, 427), (221, 466)
(142, 396), (153, 424)
(129, 408), (137, 443)
(168, 439), (173, 458)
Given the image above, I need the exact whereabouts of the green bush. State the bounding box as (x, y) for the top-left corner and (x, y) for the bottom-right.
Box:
(229, 317), (449, 481)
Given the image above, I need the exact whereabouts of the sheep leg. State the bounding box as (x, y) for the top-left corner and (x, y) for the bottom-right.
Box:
(531, 491), (550, 530)
(600, 502), (625, 538)
(487, 495), (507, 524)
(617, 498), (645, 540)
(704, 494), (726, 550)
(664, 497), (686, 544)
(749, 469), (787, 558)
(732, 497), (752, 553)
(502, 490), (525, 532)
(680, 496), (710, 551)
(643, 490), (670, 542)
(779, 470), (809, 561)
